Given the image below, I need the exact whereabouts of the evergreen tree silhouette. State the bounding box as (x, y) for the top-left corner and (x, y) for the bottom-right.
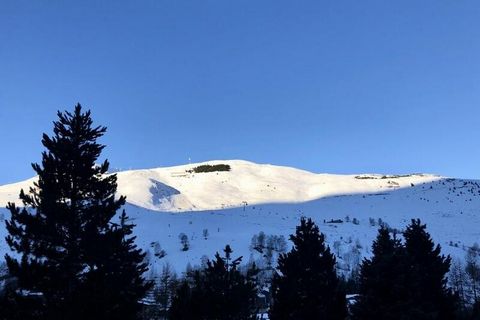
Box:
(168, 279), (196, 320)
(5, 105), (152, 319)
(470, 300), (480, 320)
(352, 227), (408, 320)
(269, 217), (347, 320)
(169, 245), (258, 320)
(354, 220), (459, 319)
(401, 219), (458, 320)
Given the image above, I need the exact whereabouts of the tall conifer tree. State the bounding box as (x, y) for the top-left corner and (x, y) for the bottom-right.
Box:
(401, 219), (458, 319)
(269, 217), (347, 320)
(354, 220), (459, 319)
(169, 245), (258, 320)
(5, 105), (151, 319)
(352, 227), (407, 320)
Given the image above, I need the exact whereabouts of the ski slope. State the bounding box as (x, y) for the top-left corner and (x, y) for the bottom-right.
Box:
(0, 160), (479, 274)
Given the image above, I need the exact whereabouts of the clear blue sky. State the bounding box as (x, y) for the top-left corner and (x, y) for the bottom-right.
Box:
(1, 0), (479, 184)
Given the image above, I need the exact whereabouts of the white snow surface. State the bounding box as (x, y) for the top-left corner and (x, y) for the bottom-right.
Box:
(114, 160), (445, 212)
(0, 160), (479, 275)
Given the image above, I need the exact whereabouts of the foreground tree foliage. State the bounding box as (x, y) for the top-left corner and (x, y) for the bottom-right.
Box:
(169, 245), (258, 320)
(402, 219), (458, 319)
(352, 227), (408, 320)
(353, 219), (459, 320)
(269, 217), (347, 320)
(4, 105), (152, 320)
(0, 105), (470, 320)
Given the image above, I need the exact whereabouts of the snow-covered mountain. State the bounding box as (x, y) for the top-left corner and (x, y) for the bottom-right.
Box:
(0, 160), (479, 274)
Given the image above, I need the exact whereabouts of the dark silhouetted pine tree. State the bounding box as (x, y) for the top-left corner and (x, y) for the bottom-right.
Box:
(352, 227), (408, 320)
(76, 210), (152, 319)
(353, 220), (459, 320)
(269, 217), (347, 320)
(470, 300), (480, 320)
(401, 219), (458, 320)
(169, 245), (258, 320)
(168, 279), (196, 320)
(5, 105), (152, 319)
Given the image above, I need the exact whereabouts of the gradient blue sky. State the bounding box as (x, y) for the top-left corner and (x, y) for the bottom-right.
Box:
(1, 0), (479, 184)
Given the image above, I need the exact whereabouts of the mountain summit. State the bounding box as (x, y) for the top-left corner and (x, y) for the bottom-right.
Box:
(0, 160), (443, 212)
(0, 160), (478, 272)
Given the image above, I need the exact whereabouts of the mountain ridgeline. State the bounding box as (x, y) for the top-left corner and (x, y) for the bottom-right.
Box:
(0, 105), (480, 319)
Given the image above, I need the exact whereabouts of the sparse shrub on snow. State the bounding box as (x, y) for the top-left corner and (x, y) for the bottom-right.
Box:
(203, 228), (209, 240)
(250, 231), (266, 253)
(151, 241), (167, 259)
(179, 233), (190, 251)
(188, 164), (231, 173)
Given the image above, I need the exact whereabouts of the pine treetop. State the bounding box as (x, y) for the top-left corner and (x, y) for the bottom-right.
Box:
(5, 104), (151, 319)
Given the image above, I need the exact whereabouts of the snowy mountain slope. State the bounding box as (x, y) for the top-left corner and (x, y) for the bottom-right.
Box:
(0, 160), (443, 211)
(0, 160), (479, 274)
(115, 160), (444, 211)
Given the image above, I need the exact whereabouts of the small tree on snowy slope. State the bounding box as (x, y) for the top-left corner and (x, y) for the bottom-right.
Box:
(5, 105), (152, 319)
(179, 233), (189, 251)
(269, 217), (347, 320)
(155, 263), (177, 317)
